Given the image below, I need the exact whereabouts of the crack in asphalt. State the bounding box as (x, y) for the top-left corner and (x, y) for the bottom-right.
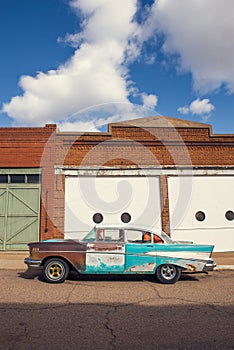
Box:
(143, 280), (234, 316)
(65, 283), (77, 304)
(103, 307), (118, 350)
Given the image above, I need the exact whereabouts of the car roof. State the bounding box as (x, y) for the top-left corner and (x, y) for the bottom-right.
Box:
(95, 224), (162, 232)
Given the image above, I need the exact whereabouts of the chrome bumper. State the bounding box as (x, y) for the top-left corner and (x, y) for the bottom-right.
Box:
(203, 259), (216, 272)
(24, 257), (42, 268)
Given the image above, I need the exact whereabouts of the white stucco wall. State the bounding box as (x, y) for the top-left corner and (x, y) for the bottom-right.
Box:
(65, 176), (161, 239)
(168, 176), (234, 252)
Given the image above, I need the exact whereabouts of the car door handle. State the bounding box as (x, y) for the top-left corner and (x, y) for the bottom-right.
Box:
(146, 245), (153, 248)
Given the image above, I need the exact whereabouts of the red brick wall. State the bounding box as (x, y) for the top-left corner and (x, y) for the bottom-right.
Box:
(0, 124), (57, 240)
(160, 175), (170, 235)
(57, 126), (234, 167)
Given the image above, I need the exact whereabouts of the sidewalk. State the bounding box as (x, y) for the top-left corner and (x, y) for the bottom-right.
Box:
(0, 251), (28, 270)
(0, 251), (233, 270)
(212, 252), (234, 270)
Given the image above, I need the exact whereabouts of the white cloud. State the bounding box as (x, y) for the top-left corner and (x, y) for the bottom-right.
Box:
(3, 0), (230, 130)
(147, 0), (234, 94)
(141, 93), (158, 109)
(2, 0), (153, 128)
(178, 98), (215, 116)
(190, 99), (215, 115)
(58, 99), (159, 132)
(177, 106), (189, 115)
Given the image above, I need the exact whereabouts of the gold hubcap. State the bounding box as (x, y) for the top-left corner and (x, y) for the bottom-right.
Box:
(49, 264), (62, 278)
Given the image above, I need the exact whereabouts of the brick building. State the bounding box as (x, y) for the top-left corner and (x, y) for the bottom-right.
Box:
(0, 124), (57, 250)
(0, 116), (233, 252)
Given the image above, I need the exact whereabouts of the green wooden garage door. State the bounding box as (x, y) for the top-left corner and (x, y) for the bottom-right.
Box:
(0, 171), (41, 250)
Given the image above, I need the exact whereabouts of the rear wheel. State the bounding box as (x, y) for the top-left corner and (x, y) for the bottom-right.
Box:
(43, 258), (69, 283)
(156, 264), (181, 284)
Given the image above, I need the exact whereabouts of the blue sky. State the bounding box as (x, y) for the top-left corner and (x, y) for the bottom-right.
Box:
(0, 0), (234, 134)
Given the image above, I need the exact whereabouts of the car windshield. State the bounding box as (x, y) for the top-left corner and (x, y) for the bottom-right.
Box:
(82, 228), (96, 241)
(161, 231), (174, 244)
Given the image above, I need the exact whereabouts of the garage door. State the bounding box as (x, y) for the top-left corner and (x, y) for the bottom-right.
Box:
(0, 172), (40, 250)
(65, 176), (161, 239)
(168, 176), (234, 252)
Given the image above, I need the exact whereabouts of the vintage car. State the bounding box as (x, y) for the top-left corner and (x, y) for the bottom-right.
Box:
(24, 225), (216, 284)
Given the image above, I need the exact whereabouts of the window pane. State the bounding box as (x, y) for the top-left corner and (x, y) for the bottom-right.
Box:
(93, 213), (103, 224)
(121, 212), (131, 223)
(126, 230), (143, 242)
(10, 175), (25, 183)
(104, 229), (120, 241)
(0, 175), (8, 183)
(225, 210), (234, 221)
(195, 211), (206, 221)
(27, 174), (40, 183)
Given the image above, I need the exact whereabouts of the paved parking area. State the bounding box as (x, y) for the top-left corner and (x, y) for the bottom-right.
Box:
(0, 269), (233, 349)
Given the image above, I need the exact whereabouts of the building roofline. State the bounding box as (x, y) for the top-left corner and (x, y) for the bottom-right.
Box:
(108, 115), (212, 130)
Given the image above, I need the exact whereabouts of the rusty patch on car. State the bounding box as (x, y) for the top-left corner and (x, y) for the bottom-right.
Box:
(87, 243), (124, 252)
(186, 264), (197, 272)
(129, 263), (155, 272)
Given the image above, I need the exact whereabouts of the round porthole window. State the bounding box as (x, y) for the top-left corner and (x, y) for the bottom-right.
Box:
(121, 212), (131, 223)
(195, 211), (206, 222)
(225, 210), (234, 221)
(93, 213), (103, 224)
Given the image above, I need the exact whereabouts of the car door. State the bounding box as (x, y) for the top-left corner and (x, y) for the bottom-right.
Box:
(125, 229), (157, 273)
(85, 228), (125, 273)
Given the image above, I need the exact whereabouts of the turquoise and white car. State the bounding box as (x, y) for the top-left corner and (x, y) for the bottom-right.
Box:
(25, 225), (216, 284)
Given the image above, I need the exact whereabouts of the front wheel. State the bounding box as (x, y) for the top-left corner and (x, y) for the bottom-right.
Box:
(156, 264), (181, 284)
(42, 258), (69, 283)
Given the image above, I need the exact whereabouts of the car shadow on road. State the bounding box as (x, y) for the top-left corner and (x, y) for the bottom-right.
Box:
(18, 268), (42, 280)
(18, 268), (200, 283)
(67, 271), (200, 283)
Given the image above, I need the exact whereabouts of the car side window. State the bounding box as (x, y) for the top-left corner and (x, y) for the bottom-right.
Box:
(153, 234), (163, 244)
(96, 229), (104, 241)
(97, 229), (123, 242)
(142, 232), (152, 243)
(126, 230), (144, 243)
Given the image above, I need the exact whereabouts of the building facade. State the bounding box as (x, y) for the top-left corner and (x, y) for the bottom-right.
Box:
(0, 116), (233, 252)
(0, 124), (56, 250)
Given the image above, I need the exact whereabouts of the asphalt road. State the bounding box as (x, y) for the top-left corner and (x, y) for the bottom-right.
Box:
(0, 269), (233, 350)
